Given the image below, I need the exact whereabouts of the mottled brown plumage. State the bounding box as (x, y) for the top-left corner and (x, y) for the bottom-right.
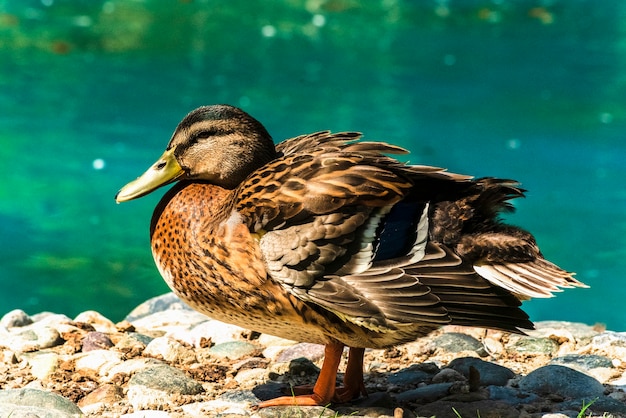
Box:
(116, 104), (586, 407)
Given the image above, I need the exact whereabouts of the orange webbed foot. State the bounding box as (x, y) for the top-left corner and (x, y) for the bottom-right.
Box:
(256, 343), (368, 408)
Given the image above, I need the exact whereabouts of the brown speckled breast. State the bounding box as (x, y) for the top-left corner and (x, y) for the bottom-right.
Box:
(149, 181), (366, 345)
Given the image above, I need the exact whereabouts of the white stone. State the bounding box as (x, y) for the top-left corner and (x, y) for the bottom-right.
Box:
(144, 336), (197, 364)
(101, 357), (164, 383)
(130, 310), (209, 335)
(233, 368), (268, 388)
(74, 310), (118, 333)
(173, 319), (248, 347)
(23, 351), (59, 380)
(74, 349), (123, 377)
(4, 326), (62, 352)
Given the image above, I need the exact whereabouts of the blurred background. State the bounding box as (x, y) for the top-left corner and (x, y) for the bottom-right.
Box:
(0, 0), (624, 329)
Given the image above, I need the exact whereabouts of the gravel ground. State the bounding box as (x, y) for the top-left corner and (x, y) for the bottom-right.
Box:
(0, 293), (625, 418)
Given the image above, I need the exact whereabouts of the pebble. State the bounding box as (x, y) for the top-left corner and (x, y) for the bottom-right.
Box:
(74, 310), (118, 334)
(1, 309), (33, 328)
(447, 357), (515, 386)
(20, 350), (60, 380)
(518, 364), (605, 398)
(0, 292), (624, 418)
(208, 340), (259, 359)
(0, 388), (83, 417)
(509, 335), (559, 354)
(81, 331), (114, 352)
(127, 364), (203, 410)
(143, 336), (197, 364)
(433, 332), (486, 354)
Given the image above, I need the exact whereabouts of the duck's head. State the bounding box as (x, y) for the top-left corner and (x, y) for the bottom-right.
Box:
(115, 105), (276, 203)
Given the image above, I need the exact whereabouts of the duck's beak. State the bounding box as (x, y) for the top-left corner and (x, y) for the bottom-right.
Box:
(115, 148), (184, 203)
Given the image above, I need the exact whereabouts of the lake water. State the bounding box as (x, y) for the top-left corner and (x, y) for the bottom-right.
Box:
(1, 1), (625, 330)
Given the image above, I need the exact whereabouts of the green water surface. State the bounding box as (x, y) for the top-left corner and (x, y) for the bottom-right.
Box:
(0, 0), (624, 329)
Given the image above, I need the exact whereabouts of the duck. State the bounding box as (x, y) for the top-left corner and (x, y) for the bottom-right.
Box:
(115, 104), (586, 407)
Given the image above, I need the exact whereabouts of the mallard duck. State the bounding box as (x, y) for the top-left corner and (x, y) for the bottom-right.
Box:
(116, 104), (585, 407)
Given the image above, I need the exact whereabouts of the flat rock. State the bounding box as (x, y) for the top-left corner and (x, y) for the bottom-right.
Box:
(387, 364), (433, 386)
(510, 336), (559, 355)
(550, 353), (613, 371)
(433, 332), (485, 354)
(4, 325), (63, 353)
(0, 388), (83, 417)
(394, 382), (453, 403)
(447, 357), (515, 386)
(128, 364), (203, 394)
(487, 385), (539, 405)
(127, 364), (204, 410)
(518, 364), (605, 398)
(209, 341), (259, 359)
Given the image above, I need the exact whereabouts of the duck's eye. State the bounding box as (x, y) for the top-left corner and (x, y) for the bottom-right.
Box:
(193, 128), (219, 141)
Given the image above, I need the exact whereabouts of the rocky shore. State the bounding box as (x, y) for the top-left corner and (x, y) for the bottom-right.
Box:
(0, 293), (625, 418)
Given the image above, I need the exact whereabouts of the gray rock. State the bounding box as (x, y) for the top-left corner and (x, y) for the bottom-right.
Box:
(447, 357), (515, 386)
(591, 331), (626, 356)
(0, 388), (83, 417)
(550, 354), (613, 371)
(561, 396), (626, 415)
(487, 385), (539, 405)
(220, 389), (260, 403)
(511, 336), (558, 354)
(432, 368), (465, 384)
(1, 309), (33, 328)
(433, 332), (485, 354)
(394, 382), (453, 403)
(6, 326), (63, 353)
(125, 292), (194, 322)
(416, 399), (520, 418)
(287, 357), (320, 377)
(209, 341), (258, 359)
(387, 364), (433, 386)
(127, 364), (204, 410)
(128, 364), (203, 395)
(518, 365), (604, 399)
(114, 332), (152, 357)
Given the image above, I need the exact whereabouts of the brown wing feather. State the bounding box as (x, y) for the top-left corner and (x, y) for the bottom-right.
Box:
(232, 132), (583, 335)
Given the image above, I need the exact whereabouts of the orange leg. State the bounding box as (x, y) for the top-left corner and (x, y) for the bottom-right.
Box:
(257, 342), (345, 407)
(334, 347), (367, 402)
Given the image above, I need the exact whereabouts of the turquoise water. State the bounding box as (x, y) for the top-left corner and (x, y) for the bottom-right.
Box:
(1, 1), (625, 329)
